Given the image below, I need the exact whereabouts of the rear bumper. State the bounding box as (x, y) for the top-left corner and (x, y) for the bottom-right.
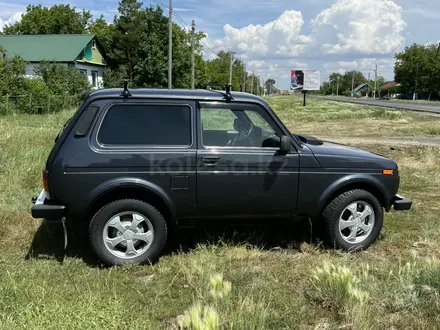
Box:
(31, 189), (66, 221)
(393, 194), (412, 211)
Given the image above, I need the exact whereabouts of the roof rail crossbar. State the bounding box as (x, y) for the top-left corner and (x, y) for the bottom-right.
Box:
(205, 83), (233, 102)
(120, 79), (132, 98)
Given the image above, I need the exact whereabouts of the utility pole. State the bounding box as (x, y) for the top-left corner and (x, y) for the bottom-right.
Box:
(168, 0), (172, 89)
(373, 64), (378, 99)
(367, 72), (370, 97)
(191, 20), (195, 89)
(251, 72), (254, 94)
(229, 52), (233, 87)
(256, 75), (259, 95)
(351, 72), (355, 97)
(336, 76), (339, 96)
(414, 62), (419, 101)
(191, 20), (196, 89)
(242, 64), (246, 92)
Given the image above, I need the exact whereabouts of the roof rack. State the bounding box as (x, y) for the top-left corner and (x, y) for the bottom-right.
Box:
(205, 82), (233, 102)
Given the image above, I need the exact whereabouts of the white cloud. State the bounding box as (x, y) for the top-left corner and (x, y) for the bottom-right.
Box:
(204, 0), (406, 82)
(0, 12), (22, 32)
(312, 0), (406, 55)
(174, 8), (194, 12)
(208, 10), (311, 57)
(335, 61), (358, 69)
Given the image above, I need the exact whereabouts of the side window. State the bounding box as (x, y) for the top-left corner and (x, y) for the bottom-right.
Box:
(98, 104), (192, 146)
(91, 70), (98, 88)
(200, 105), (280, 148)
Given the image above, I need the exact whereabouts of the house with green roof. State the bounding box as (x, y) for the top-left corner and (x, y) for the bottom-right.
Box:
(0, 34), (106, 89)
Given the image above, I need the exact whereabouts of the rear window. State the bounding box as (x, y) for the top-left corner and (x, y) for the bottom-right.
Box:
(98, 104), (192, 146)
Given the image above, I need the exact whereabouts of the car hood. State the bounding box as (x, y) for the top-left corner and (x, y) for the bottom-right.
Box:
(296, 134), (397, 169)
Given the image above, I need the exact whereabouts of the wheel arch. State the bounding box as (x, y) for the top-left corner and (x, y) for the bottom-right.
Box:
(84, 178), (176, 229)
(315, 175), (390, 218)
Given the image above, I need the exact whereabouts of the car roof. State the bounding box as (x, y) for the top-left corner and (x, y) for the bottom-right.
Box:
(86, 88), (268, 105)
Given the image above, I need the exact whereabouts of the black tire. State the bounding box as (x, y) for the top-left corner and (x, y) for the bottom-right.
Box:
(89, 199), (167, 266)
(321, 189), (383, 251)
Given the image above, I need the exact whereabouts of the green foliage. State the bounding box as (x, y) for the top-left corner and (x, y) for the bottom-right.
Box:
(1, 0), (246, 91)
(322, 71), (368, 96)
(3, 4), (92, 35)
(0, 48), (90, 114)
(103, 67), (129, 88)
(0, 48), (27, 94)
(384, 257), (440, 313)
(105, 0), (206, 88)
(310, 263), (369, 311)
(180, 303), (220, 330)
(206, 50), (249, 92)
(34, 61), (90, 96)
(89, 16), (114, 53)
(179, 273), (269, 330)
(265, 79), (278, 95)
(395, 43), (440, 98)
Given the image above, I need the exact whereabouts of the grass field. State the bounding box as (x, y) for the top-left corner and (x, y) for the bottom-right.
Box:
(1, 96), (440, 329)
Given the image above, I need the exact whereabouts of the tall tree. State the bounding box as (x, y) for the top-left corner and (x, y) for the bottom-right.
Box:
(108, 0), (205, 88)
(265, 79), (277, 95)
(206, 51), (245, 91)
(395, 43), (440, 98)
(3, 4), (92, 35)
(320, 71), (367, 96)
(110, 0), (147, 82)
(89, 16), (114, 53)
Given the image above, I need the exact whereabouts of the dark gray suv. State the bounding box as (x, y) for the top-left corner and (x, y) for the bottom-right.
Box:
(31, 86), (412, 266)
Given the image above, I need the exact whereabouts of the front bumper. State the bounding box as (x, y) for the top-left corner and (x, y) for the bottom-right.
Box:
(31, 189), (66, 221)
(393, 194), (412, 211)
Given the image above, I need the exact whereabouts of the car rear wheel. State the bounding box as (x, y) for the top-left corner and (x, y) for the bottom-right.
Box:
(322, 189), (383, 251)
(89, 199), (167, 266)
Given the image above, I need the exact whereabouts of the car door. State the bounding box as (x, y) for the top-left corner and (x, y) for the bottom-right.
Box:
(196, 101), (299, 218)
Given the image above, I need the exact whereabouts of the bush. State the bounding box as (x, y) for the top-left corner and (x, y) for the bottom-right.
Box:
(179, 273), (269, 330)
(310, 263), (369, 311)
(0, 49), (91, 114)
(35, 61), (90, 96)
(103, 67), (128, 88)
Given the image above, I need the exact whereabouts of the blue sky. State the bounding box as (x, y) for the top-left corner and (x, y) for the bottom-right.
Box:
(1, 0), (439, 89)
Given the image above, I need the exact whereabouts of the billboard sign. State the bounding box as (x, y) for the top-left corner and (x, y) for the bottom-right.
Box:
(290, 70), (321, 91)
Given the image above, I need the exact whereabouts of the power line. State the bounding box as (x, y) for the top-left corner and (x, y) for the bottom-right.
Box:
(151, 0), (190, 29)
(150, 0), (219, 59)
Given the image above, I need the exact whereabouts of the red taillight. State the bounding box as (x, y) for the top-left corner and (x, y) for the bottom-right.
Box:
(42, 170), (49, 193)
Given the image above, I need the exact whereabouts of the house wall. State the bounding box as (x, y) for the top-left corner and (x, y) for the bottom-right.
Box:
(24, 62), (104, 90)
(75, 63), (105, 89)
(25, 63), (68, 77)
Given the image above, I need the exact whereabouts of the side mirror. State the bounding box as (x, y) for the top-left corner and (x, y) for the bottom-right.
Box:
(279, 135), (290, 153)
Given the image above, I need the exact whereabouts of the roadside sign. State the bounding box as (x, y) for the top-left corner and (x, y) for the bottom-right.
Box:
(290, 70), (321, 91)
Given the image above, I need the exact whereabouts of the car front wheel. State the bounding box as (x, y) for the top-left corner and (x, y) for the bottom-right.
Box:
(89, 199), (167, 266)
(322, 189), (383, 251)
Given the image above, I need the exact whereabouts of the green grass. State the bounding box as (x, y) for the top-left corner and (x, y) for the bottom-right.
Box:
(1, 96), (440, 329)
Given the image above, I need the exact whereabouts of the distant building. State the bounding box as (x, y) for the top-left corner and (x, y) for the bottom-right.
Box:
(380, 81), (402, 98)
(352, 83), (370, 97)
(0, 34), (106, 89)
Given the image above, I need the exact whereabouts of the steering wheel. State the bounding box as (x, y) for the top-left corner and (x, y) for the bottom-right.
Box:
(227, 119), (255, 146)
